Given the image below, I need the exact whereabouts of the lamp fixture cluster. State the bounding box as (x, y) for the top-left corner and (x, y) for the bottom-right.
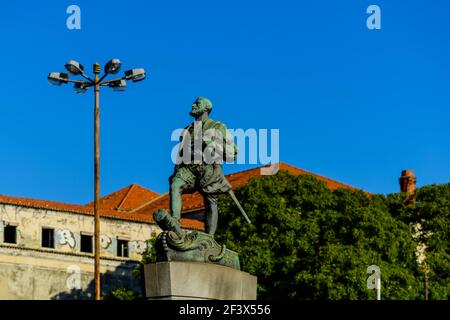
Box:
(48, 59), (146, 93)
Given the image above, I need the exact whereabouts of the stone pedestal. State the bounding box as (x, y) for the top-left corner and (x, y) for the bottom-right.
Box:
(144, 261), (257, 300)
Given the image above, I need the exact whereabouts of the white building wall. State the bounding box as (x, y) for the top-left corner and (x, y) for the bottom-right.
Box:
(0, 203), (160, 299)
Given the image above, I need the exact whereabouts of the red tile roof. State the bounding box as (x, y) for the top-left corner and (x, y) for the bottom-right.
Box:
(133, 162), (365, 217)
(85, 184), (159, 212)
(0, 193), (203, 230)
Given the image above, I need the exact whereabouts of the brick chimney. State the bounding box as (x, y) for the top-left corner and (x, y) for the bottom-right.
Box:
(399, 170), (416, 195)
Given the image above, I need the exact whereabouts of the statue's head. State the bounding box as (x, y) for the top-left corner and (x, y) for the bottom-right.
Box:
(190, 97), (212, 117)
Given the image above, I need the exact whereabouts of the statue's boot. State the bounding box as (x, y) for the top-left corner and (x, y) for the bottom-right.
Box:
(153, 208), (185, 236)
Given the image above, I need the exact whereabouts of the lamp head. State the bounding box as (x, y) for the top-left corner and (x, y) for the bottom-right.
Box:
(74, 82), (90, 94)
(104, 59), (121, 75)
(108, 79), (127, 91)
(124, 68), (146, 82)
(64, 60), (84, 75)
(47, 72), (69, 85)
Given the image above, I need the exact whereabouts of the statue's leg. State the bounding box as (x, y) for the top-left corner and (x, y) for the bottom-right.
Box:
(204, 194), (218, 236)
(170, 178), (185, 221)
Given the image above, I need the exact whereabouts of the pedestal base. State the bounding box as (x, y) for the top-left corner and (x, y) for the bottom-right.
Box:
(144, 261), (257, 300)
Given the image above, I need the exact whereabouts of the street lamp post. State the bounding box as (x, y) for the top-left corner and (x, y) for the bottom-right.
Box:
(48, 59), (146, 300)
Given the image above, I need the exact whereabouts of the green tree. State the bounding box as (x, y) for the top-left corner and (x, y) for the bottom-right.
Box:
(388, 183), (450, 299)
(102, 287), (142, 300)
(216, 171), (422, 300)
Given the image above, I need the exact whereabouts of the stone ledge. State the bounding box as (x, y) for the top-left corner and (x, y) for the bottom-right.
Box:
(144, 261), (257, 300)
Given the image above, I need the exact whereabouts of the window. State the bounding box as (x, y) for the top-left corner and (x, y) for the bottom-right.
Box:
(80, 234), (93, 253)
(117, 239), (129, 257)
(42, 228), (54, 248)
(4, 225), (17, 244)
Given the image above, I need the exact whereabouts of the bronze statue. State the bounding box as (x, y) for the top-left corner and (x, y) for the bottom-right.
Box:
(152, 97), (250, 269)
(154, 97), (239, 235)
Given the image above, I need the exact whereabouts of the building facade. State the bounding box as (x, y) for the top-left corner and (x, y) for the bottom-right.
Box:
(0, 184), (203, 300)
(0, 201), (158, 299)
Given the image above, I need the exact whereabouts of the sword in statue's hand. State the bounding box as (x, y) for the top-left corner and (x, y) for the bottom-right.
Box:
(228, 190), (252, 224)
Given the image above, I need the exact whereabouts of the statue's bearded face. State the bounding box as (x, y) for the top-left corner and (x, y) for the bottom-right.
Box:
(189, 97), (212, 117)
(190, 100), (207, 117)
(189, 99), (208, 117)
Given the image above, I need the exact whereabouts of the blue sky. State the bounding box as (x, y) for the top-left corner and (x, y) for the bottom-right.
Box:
(0, 0), (449, 204)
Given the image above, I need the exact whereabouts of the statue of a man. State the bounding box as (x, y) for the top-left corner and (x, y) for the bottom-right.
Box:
(166, 97), (237, 236)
